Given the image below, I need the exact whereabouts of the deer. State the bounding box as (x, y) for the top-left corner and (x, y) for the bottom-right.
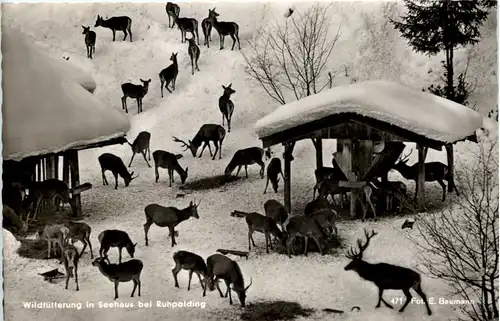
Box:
(310, 208), (339, 239)
(92, 257), (143, 300)
(344, 229), (432, 316)
(94, 15), (132, 42)
(185, 36), (200, 75)
(62, 244), (80, 291)
(38, 224), (70, 263)
(208, 8), (241, 50)
(304, 198), (335, 217)
(263, 199), (288, 231)
(81, 26), (96, 59)
(245, 212), (285, 254)
(263, 157), (284, 194)
(26, 179), (77, 223)
(121, 79), (151, 114)
(313, 166), (348, 205)
(219, 83), (235, 132)
(201, 10), (213, 47)
(374, 180), (407, 212)
(173, 16), (199, 45)
(285, 215), (326, 258)
(98, 153), (139, 189)
(172, 124), (226, 160)
(127, 131), (152, 167)
(224, 147), (265, 179)
(98, 229), (137, 264)
(159, 52), (178, 97)
(152, 150), (188, 186)
(64, 221), (93, 259)
(165, 2), (180, 28)
(2, 205), (28, 236)
(203, 254), (252, 307)
(143, 200), (201, 247)
(172, 250), (207, 291)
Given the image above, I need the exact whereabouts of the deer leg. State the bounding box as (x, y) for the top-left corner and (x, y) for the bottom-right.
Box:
(264, 178), (270, 194)
(219, 34), (224, 50)
(113, 173), (119, 189)
(65, 262), (70, 289)
(226, 280), (233, 305)
(196, 57), (200, 71)
(437, 179), (446, 202)
(121, 96), (128, 113)
(235, 165), (242, 177)
(221, 113), (225, 126)
(207, 143), (213, 157)
(413, 282), (432, 315)
(141, 151), (151, 167)
(379, 288), (394, 309)
(230, 34), (236, 50)
(168, 169), (173, 187)
(169, 226), (176, 247)
(118, 247), (123, 263)
(188, 270), (193, 291)
(79, 240), (88, 258)
(197, 272), (205, 291)
(74, 264), (79, 291)
(114, 280), (120, 300)
(191, 58), (195, 75)
(313, 236), (324, 255)
(367, 199), (377, 221)
(199, 142), (208, 157)
(303, 237), (309, 256)
(265, 232), (270, 253)
(131, 278), (138, 297)
(212, 142), (220, 160)
(160, 80), (164, 98)
(128, 153), (136, 167)
(144, 219), (153, 246)
(85, 236), (94, 259)
(257, 160), (265, 178)
(215, 278), (224, 297)
(155, 166), (160, 183)
(112, 30), (116, 41)
(286, 234), (296, 258)
(47, 239), (52, 259)
(245, 166), (249, 178)
(399, 288), (413, 312)
(236, 33), (241, 50)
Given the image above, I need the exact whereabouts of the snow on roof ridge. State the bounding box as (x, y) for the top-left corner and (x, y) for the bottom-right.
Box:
(255, 80), (483, 144)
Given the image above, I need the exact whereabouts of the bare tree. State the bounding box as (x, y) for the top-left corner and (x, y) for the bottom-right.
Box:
(411, 134), (499, 321)
(242, 3), (343, 105)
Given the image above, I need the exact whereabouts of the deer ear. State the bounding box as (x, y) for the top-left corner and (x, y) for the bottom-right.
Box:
(133, 243), (137, 247)
(222, 85), (226, 89)
(185, 167), (188, 173)
(228, 83), (232, 88)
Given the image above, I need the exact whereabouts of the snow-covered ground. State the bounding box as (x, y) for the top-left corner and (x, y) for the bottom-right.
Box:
(2, 2), (497, 321)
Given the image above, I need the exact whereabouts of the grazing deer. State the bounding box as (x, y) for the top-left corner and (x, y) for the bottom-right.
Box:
(314, 179), (349, 208)
(304, 198), (334, 217)
(219, 83), (235, 132)
(245, 212), (284, 253)
(172, 124), (226, 160)
(224, 147), (265, 179)
(81, 26), (96, 59)
(201, 10), (213, 47)
(62, 244), (80, 291)
(203, 254), (252, 307)
(310, 208), (339, 239)
(264, 157), (284, 194)
(98, 229), (137, 263)
(98, 153), (139, 189)
(172, 250), (207, 291)
(345, 229), (432, 316)
(121, 79), (151, 114)
(173, 16), (199, 45)
(143, 200), (201, 247)
(27, 179), (77, 222)
(208, 8), (241, 50)
(392, 149), (458, 202)
(165, 2), (180, 28)
(285, 215), (325, 258)
(64, 221), (93, 259)
(92, 257), (143, 300)
(38, 224), (70, 263)
(94, 15), (132, 42)
(159, 52), (178, 97)
(2, 205), (28, 236)
(152, 150), (188, 186)
(263, 199), (288, 230)
(375, 180), (407, 212)
(185, 37), (200, 75)
(127, 131), (152, 167)
(314, 166), (348, 204)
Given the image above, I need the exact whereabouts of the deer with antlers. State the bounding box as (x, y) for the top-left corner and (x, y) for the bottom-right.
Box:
(392, 148), (459, 202)
(172, 124), (226, 160)
(344, 229), (432, 316)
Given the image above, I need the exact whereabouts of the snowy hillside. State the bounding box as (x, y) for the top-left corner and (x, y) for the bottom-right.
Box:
(2, 2), (497, 321)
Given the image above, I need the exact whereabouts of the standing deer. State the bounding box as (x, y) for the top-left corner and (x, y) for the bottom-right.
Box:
(98, 229), (137, 264)
(203, 254), (252, 307)
(224, 147), (265, 179)
(219, 83), (235, 132)
(285, 215), (325, 258)
(2, 205), (28, 236)
(127, 131), (152, 167)
(304, 198), (334, 217)
(98, 153), (139, 189)
(81, 26), (96, 59)
(38, 224), (70, 263)
(27, 179), (77, 222)
(344, 229), (432, 316)
(201, 10), (213, 47)
(94, 15), (132, 42)
(165, 2), (180, 28)
(245, 212), (284, 253)
(121, 79), (151, 114)
(208, 8), (241, 50)
(64, 221), (93, 259)
(172, 250), (207, 291)
(173, 16), (199, 45)
(143, 200), (201, 247)
(159, 53), (178, 97)
(263, 199), (288, 231)
(172, 124), (226, 160)
(185, 37), (200, 75)
(392, 149), (459, 202)
(152, 150), (188, 186)
(263, 157), (284, 193)
(92, 257), (143, 300)
(62, 244), (80, 291)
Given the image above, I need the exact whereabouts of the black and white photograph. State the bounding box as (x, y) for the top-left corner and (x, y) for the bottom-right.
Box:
(1, 1), (498, 320)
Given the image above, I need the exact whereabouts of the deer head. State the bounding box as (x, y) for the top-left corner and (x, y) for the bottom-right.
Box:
(82, 26), (91, 35)
(94, 15), (103, 27)
(124, 171), (140, 186)
(344, 229), (378, 271)
(125, 242), (138, 258)
(208, 8), (220, 19)
(392, 148), (413, 171)
(230, 277), (252, 307)
(170, 52), (178, 63)
(140, 78), (151, 88)
(173, 136), (198, 157)
(265, 147), (273, 160)
(189, 199), (201, 219)
(222, 83), (235, 96)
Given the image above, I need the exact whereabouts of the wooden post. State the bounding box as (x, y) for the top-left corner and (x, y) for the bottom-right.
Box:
(312, 138), (323, 170)
(68, 150), (82, 217)
(416, 143), (427, 211)
(54, 155), (59, 180)
(46, 156), (54, 179)
(445, 143), (454, 193)
(37, 159), (42, 181)
(283, 142), (295, 214)
(42, 158), (46, 180)
(62, 154), (70, 185)
(357, 140), (374, 178)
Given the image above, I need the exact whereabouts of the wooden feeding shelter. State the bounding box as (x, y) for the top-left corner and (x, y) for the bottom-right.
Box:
(2, 26), (131, 217)
(255, 80), (483, 216)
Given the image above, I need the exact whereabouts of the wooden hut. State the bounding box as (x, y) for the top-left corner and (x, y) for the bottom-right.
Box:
(2, 26), (131, 217)
(255, 80), (483, 215)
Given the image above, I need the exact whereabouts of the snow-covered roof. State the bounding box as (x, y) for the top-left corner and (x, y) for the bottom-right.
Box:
(2, 27), (131, 161)
(255, 80), (483, 144)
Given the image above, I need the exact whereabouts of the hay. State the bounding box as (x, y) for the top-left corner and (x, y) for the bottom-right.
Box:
(17, 238), (62, 260)
(275, 233), (346, 256)
(240, 300), (315, 321)
(25, 207), (74, 235)
(180, 175), (240, 191)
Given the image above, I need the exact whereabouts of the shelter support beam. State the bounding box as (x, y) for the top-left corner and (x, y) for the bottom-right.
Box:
(311, 138), (323, 169)
(283, 142), (296, 214)
(445, 143), (454, 193)
(68, 150), (82, 217)
(416, 143), (428, 211)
